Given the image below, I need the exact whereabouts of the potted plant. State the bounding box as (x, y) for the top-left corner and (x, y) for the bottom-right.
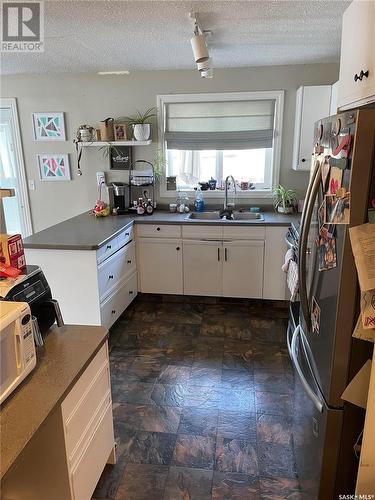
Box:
(273, 185), (297, 214)
(121, 107), (157, 141)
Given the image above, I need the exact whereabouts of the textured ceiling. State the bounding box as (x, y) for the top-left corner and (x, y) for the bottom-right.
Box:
(2, 0), (351, 75)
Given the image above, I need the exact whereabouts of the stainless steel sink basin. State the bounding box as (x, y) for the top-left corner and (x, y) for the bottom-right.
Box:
(186, 211), (264, 221)
(187, 211), (221, 220)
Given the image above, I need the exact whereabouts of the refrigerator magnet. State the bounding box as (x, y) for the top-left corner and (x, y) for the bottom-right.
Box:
(320, 157), (331, 190)
(361, 290), (375, 329)
(311, 297), (321, 334)
(327, 167), (343, 196)
(324, 190), (350, 225)
(318, 233), (337, 271)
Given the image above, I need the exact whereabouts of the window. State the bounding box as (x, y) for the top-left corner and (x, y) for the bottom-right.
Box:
(158, 91), (284, 197)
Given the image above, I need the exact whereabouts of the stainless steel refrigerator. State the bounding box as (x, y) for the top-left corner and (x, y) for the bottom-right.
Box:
(290, 109), (375, 499)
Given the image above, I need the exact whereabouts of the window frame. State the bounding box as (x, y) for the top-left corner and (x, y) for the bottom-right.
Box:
(157, 91), (284, 199)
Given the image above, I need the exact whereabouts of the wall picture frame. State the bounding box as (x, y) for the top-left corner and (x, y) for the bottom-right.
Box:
(114, 123), (127, 141)
(32, 112), (66, 141)
(37, 154), (71, 181)
(109, 145), (132, 170)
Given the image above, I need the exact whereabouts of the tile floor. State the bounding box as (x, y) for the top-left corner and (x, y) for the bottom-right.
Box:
(93, 296), (301, 500)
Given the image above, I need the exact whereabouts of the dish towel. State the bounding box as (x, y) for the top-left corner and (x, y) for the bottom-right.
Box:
(282, 248), (295, 273)
(287, 260), (299, 302)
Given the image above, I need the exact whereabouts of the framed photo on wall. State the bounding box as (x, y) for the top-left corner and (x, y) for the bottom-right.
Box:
(37, 154), (71, 181)
(110, 145), (132, 170)
(32, 112), (66, 141)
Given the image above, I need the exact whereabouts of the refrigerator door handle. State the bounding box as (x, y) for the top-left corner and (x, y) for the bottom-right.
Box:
(291, 325), (324, 413)
(299, 163), (321, 331)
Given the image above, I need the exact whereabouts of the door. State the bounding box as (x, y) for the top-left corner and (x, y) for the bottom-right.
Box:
(137, 238), (183, 294)
(0, 99), (32, 236)
(338, 0), (375, 108)
(222, 240), (264, 298)
(183, 240), (222, 296)
(291, 325), (343, 500)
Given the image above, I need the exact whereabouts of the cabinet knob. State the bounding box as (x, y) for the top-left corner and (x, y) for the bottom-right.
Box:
(176, 246), (180, 251)
(129, 290), (133, 295)
(156, 227), (161, 231)
(301, 158), (306, 163)
(106, 244), (112, 249)
(109, 275), (114, 279)
(359, 69), (369, 81)
(111, 309), (116, 314)
(125, 232), (130, 236)
(354, 73), (359, 82)
(127, 260), (132, 264)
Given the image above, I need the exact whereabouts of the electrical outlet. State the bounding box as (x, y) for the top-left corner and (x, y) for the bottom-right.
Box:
(96, 171), (106, 188)
(28, 179), (36, 190)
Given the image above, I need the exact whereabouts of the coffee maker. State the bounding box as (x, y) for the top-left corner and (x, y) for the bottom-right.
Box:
(107, 182), (130, 214)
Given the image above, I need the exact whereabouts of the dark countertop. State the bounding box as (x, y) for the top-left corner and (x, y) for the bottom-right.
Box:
(23, 210), (300, 251)
(0, 324), (108, 479)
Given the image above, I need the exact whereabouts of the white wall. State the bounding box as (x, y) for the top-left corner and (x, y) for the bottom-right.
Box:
(2, 63), (339, 232)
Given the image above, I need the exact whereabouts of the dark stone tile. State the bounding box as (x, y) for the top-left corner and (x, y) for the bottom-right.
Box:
(252, 345), (289, 373)
(258, 442), (297, 479)
(189, 364), (222, 387)
(151, 383), (187, 407)
(174, 323), (200, 337)
(116, 425), (176, 466)
(184, 385), (222, 409)
(215, 437), (258, 475)
(212, 471), (259, 499)
(115, 463), (168, 500)
(172, 434), (215, 469)
(260, 476), (301, 499)
(255, 391), (293, 417)
(257, 414), (292, 446)
(221, 369), (253, 387)
(139, 405), (181, 433)
(178, 408), (218, 438)
(223, 340), (253, 372)
(219, 385), (255, 412)
(111, 381), (154, 405)
(112, 402), (143, 430)
(156, 303), (203, 324)
(218, 411), (257, 441)
(254, 372), (294, 394)
(92, 461), (125, 499)
(225, 324), (253, 340)
(158, 365), (191, 384)
(250, 318), (287, 345)
(200, 324), (225, 337)
(164, 466), (213, 500)
(125, 355), (165, 383)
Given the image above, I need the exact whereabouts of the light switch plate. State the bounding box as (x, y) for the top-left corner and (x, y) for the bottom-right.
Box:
(28, 179), (36, 190)
(96, 171), (106, 188)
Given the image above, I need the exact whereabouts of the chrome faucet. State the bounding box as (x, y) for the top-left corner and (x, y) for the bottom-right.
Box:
(220, 175), (237, 219)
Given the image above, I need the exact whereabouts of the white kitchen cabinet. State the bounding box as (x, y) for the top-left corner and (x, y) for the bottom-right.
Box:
(338, 0), (375, 110)
(263, 226), (288, 300)
(292, 85), (332, 171)
(183, 240), (222, 296)
(222, 240), (264, 298)
(137, 238), (183, 294)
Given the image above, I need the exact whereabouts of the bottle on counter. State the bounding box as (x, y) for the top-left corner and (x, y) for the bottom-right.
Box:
(194, 187), (205, 212)
(146, 199), (154, 215)
(137, 197), (145, 215)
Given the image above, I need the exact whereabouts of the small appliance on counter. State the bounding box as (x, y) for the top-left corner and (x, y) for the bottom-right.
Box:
(107, 182), (130, 214)
(0, 265), (64, 343)
(0, 301), (36, 405)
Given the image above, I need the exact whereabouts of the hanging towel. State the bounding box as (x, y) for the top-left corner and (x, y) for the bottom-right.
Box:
(287, 260), (299, 302)
(282, 248), (295, 273)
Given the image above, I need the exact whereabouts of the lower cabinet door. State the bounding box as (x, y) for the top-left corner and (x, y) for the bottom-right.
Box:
(137, 238), (183, 294)
(222, 240), (264, 298)
(183, 240), (223, 296)
(100, 272), (138, 328)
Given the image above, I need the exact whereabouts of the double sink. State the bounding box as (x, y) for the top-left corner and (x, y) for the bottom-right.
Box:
(187, 211), (264, 222)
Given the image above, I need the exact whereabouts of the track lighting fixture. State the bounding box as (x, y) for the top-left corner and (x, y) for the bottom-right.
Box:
(189, 12), (213, 77)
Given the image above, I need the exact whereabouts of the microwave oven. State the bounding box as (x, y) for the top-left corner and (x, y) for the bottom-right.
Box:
(0, 301), (36, 405)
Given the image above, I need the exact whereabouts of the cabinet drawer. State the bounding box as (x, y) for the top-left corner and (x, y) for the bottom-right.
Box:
(62, 343), (108, 422)
(100, 272), (138, 329)
(97, 236), (119, 264)
(64, 363), (111, 462)
(71, 403), (114, 500)
(222, 226), (265, 240)
(137, 224), (181, 238)
(98, 242), (136, 301)
(182, 225), (222, 240)
(117, 225), (134, 248)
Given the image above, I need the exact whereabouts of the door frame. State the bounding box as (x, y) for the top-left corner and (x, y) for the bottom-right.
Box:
(0, 97), (33, 236)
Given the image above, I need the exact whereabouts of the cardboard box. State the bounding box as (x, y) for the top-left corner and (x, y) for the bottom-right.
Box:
(0, 234), (26, 270)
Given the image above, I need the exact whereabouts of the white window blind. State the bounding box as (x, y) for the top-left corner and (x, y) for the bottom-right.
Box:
(165, 99), (275, 150)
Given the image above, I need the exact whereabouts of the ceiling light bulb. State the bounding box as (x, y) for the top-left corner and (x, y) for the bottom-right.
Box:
(191, 34), (209, 63)
(197, 59), (211, 72)
(201, 68), (214, 79)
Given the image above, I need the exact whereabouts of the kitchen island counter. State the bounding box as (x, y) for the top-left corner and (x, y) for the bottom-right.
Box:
(23, 210), (299, 251)
(0, 324), (108, 479)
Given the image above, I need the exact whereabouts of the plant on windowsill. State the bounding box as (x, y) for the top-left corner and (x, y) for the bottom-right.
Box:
(273, 185), (297, 214)
(119, 107), (157, 141)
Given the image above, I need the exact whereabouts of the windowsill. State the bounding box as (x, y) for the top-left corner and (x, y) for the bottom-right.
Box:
(159, 188), (274, 199)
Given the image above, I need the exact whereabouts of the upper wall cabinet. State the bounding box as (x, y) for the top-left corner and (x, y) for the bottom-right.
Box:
(337, 0), (375, 110)
(292, 85), (332, 171)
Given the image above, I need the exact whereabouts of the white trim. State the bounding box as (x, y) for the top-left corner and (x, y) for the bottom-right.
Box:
(157, 91), (284, 199)
(0, 98), (33, 236)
